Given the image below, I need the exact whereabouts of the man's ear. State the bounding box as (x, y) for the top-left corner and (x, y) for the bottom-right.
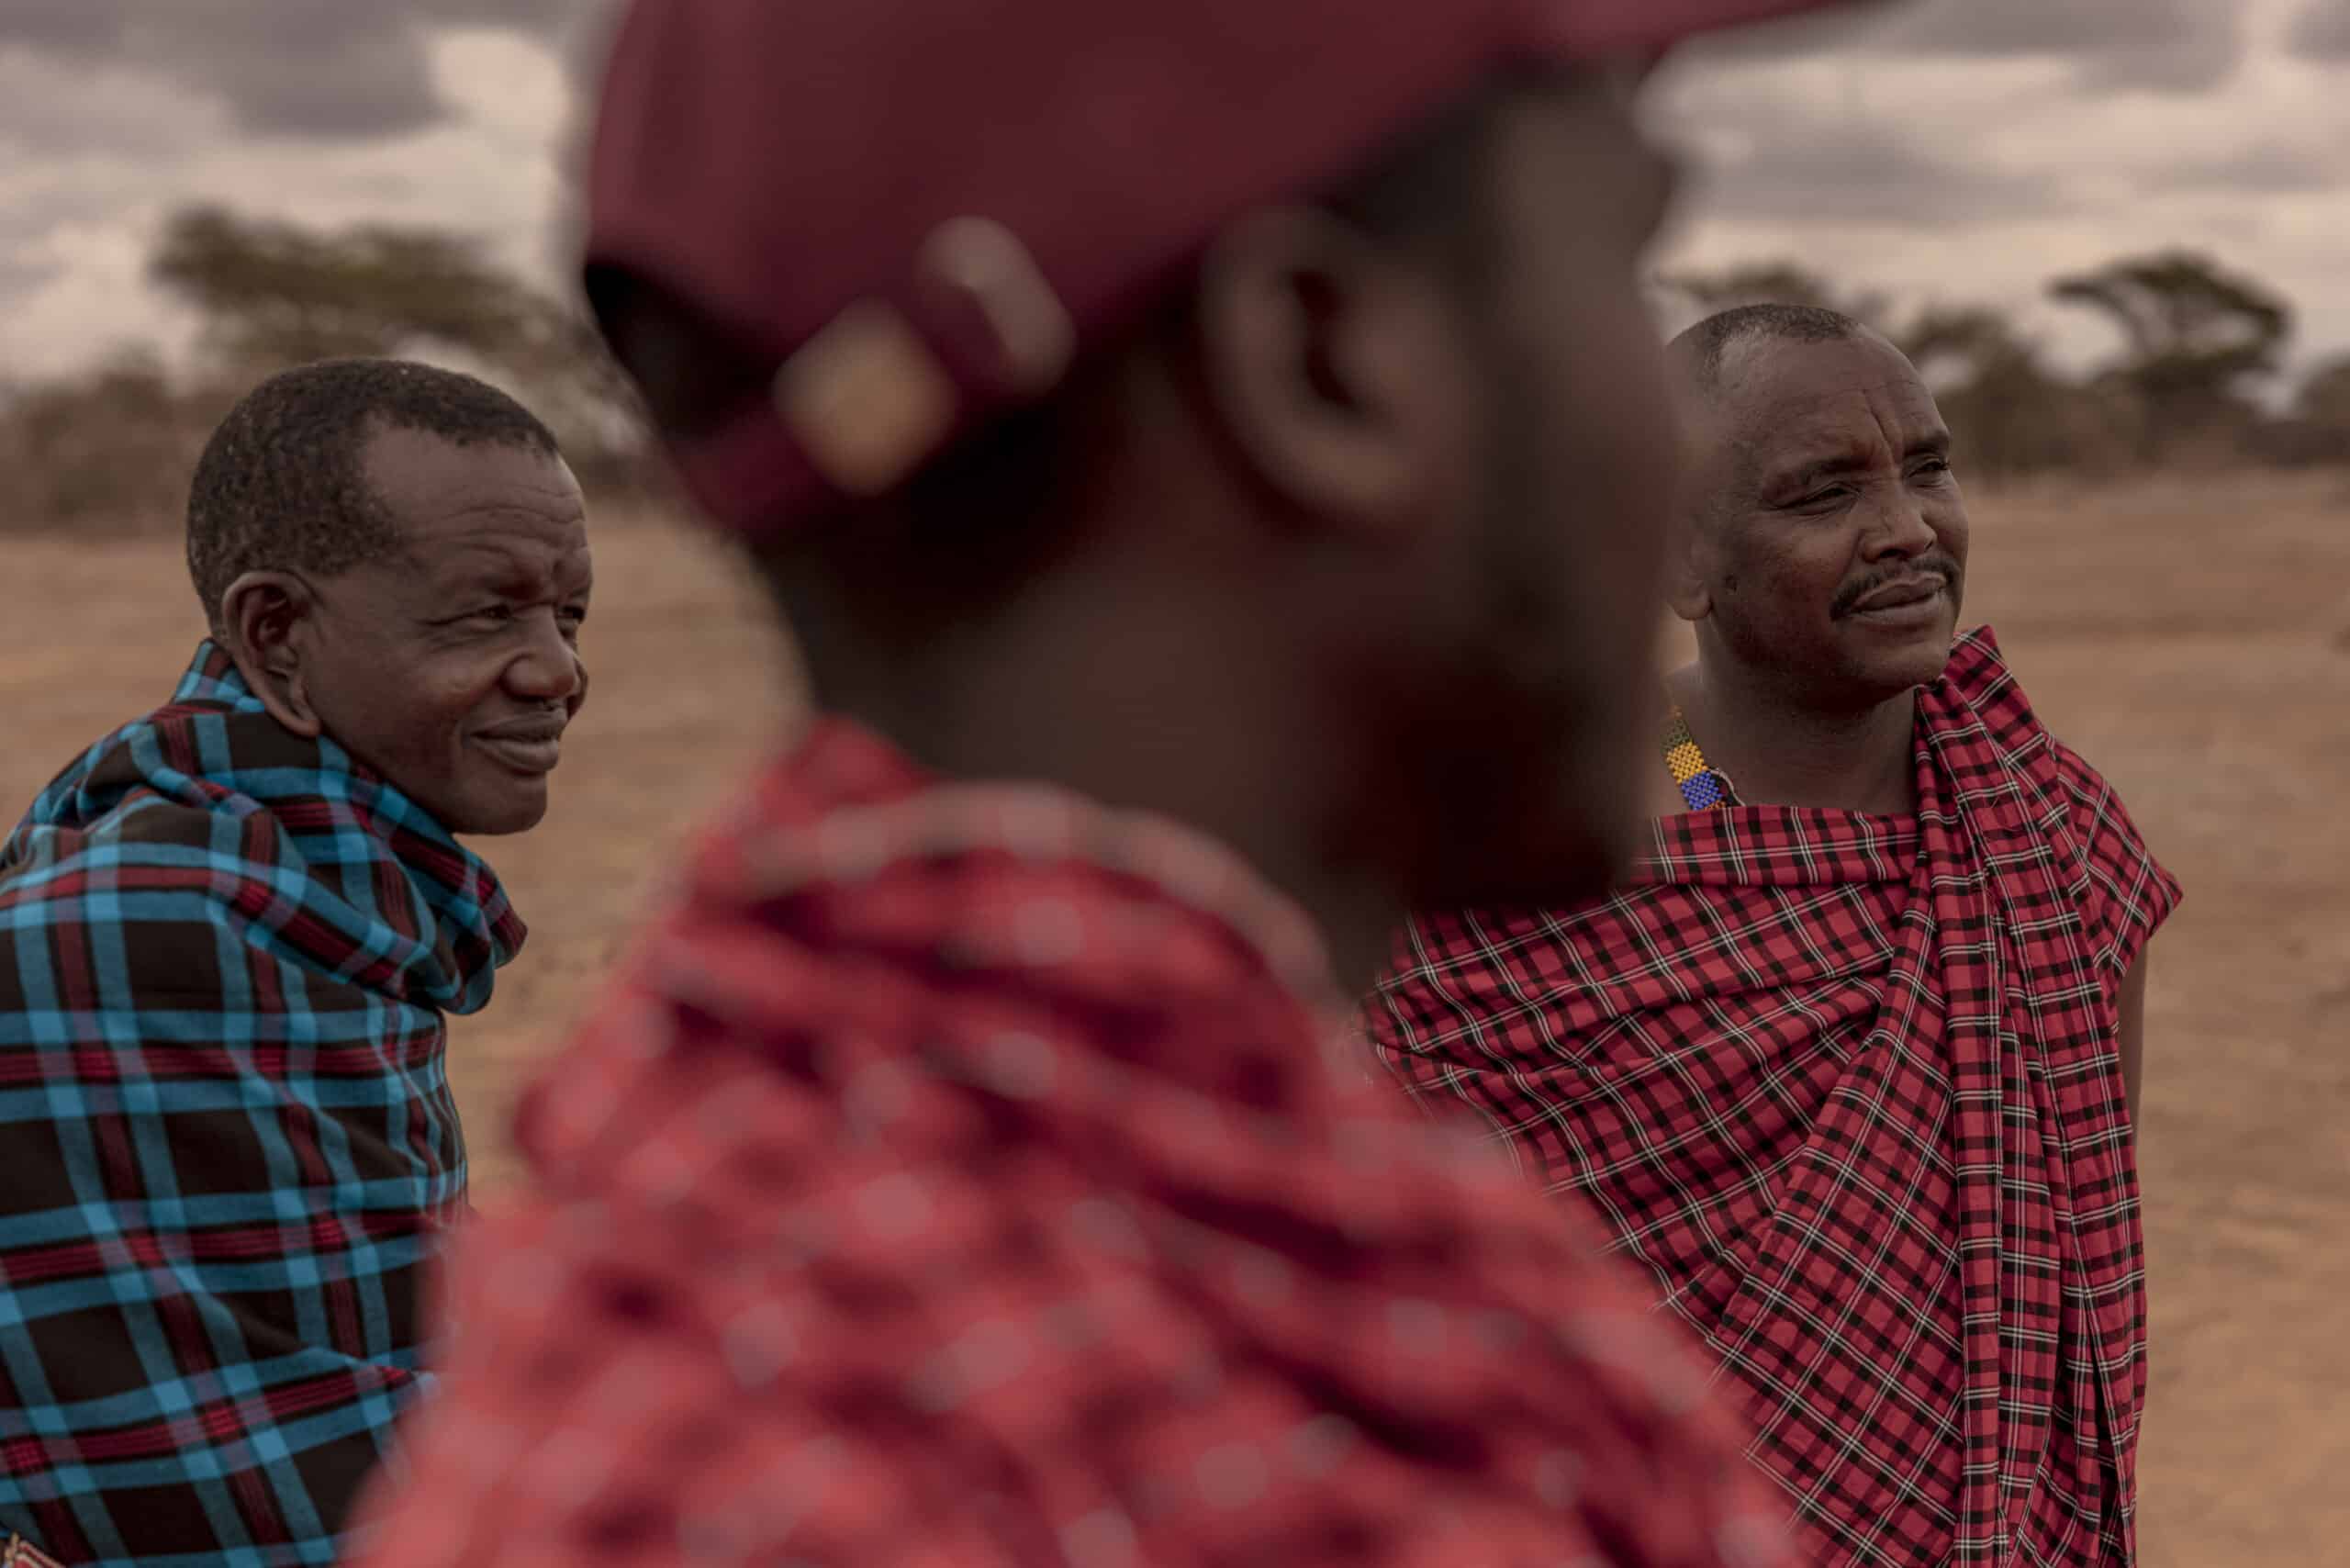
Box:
(1664, 504), (1713, 625)
(218, 571), (324, 738)
(1188, 206), (1464, 536)
(1663, 399), (1723, 624)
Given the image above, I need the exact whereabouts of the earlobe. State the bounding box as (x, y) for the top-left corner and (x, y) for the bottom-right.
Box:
(1191, 207), (1448, 534)
(1663, 515), (1713, 625)
(1666, 575), (1711, 626)
(218, 572), (324, 739)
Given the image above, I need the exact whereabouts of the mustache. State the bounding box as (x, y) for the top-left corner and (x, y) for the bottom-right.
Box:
(1832, 558), (1961, 619)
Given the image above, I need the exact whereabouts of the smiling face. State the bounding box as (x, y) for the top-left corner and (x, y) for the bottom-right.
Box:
(289, 425), (593, 835)
(1674, 330), (1970, 710)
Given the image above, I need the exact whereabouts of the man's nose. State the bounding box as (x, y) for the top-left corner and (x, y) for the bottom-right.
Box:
(505, 614), (586, 704)
(1859, 489), (1937, 561)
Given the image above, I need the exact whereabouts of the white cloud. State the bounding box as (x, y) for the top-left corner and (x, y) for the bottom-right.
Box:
(0, 26), (575, 378)
(2, 0), (2347, 397)
(2291, 0), (2350, 59)
(1652, 0), (2350, 381)
(0, 0), (572, 138)
(1873, 0), (2249, 93)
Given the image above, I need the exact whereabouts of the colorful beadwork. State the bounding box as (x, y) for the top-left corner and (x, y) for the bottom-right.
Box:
(1663, 707), (1738, 812)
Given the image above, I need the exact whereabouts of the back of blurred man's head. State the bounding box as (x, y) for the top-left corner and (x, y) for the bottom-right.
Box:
(583, 0), (1861, 913)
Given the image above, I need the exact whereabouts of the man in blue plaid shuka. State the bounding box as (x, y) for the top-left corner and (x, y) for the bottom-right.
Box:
(0, 361), (590, 1567)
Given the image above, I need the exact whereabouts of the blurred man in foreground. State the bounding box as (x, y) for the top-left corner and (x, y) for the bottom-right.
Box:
(1372, 307), (2180, 1565)
(0, 360), (589, 1566)
(350, 3), (1873, 1564)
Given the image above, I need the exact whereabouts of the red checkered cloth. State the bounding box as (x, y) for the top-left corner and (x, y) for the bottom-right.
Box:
(347, 718), (1796, 1568)
(1370, 628), (2182, 1568)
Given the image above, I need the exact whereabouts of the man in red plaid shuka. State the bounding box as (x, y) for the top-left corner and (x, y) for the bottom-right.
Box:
(1371, 308), (2183, 1567)
(343, 2), (1889, 1565)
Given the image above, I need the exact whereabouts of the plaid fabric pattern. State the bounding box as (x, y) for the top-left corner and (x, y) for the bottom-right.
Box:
(0, 643), (526, 1568)
(1371, 628), (2182, 1568)
(347, 717), (1796, 1568)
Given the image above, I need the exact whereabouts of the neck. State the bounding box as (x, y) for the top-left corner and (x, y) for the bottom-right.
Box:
(1677, 651), (1919, 814)
(793, 543), (1401, 996)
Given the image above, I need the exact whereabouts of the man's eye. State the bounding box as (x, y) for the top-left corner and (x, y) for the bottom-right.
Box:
(465, 605), (514, 624)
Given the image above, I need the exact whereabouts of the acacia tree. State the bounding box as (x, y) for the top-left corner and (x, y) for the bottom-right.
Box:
(1899, 306), (2128, 479)
(2257, 354), (2350, 465)
(0, 351), (240, 529)
(148, 206), (647, 480)
(2049, 251), (2292, 462)
(2298, 357), (2350, 428)
(1653, 268), (2115, 479)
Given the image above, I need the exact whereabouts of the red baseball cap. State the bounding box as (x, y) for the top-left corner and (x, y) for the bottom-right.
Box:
(585, 0), (1861, 537)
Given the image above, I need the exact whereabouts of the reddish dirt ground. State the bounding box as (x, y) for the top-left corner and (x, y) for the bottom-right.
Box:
(4, 475), (2342, 1564)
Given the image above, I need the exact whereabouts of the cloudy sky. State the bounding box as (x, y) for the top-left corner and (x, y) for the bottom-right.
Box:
(3, 0), (2346, 387)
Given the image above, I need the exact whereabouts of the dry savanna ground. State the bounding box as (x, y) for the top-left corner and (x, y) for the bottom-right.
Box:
(3, 476), (2344, 1565)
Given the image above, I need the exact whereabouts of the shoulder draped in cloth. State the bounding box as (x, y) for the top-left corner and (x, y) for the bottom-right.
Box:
(1370, 628), (2182, 1568)
(0, 643), (525, 1568)
(343, 717), (1796, 1568)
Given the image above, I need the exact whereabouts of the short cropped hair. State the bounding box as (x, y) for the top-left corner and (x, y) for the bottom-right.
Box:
(1670, 303), (1869, 398)
(185, 358), (561, 633)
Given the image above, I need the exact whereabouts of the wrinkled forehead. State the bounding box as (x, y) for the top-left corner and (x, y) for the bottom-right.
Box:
(363, 425), (592, 589)
(1716, 334), (1946, 477)
(366, 426), (588, 543)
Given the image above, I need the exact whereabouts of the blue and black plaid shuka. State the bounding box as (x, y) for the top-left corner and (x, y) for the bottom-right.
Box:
(0, 643), (527, 1567)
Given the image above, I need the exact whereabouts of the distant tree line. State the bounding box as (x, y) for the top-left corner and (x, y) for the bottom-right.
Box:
(1659, 252), (2350, 480)
(7, 206), (2350, 531)
(0, 207), (658, 531)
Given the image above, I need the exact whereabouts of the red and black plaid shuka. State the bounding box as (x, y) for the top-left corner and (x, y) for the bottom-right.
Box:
(346, 718), (1797, 1568)
(1371, 629), (2183, 1567)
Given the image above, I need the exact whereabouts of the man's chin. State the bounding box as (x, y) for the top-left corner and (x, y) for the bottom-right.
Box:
(439, 782), (553, 839)
(1841, 608), (1959, 673)
(1874, 645), (1958, 697)
(1819, 643), (1952, 711)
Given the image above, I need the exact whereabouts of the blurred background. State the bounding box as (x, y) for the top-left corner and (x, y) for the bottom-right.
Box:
(2, 2), (2344, 1563)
